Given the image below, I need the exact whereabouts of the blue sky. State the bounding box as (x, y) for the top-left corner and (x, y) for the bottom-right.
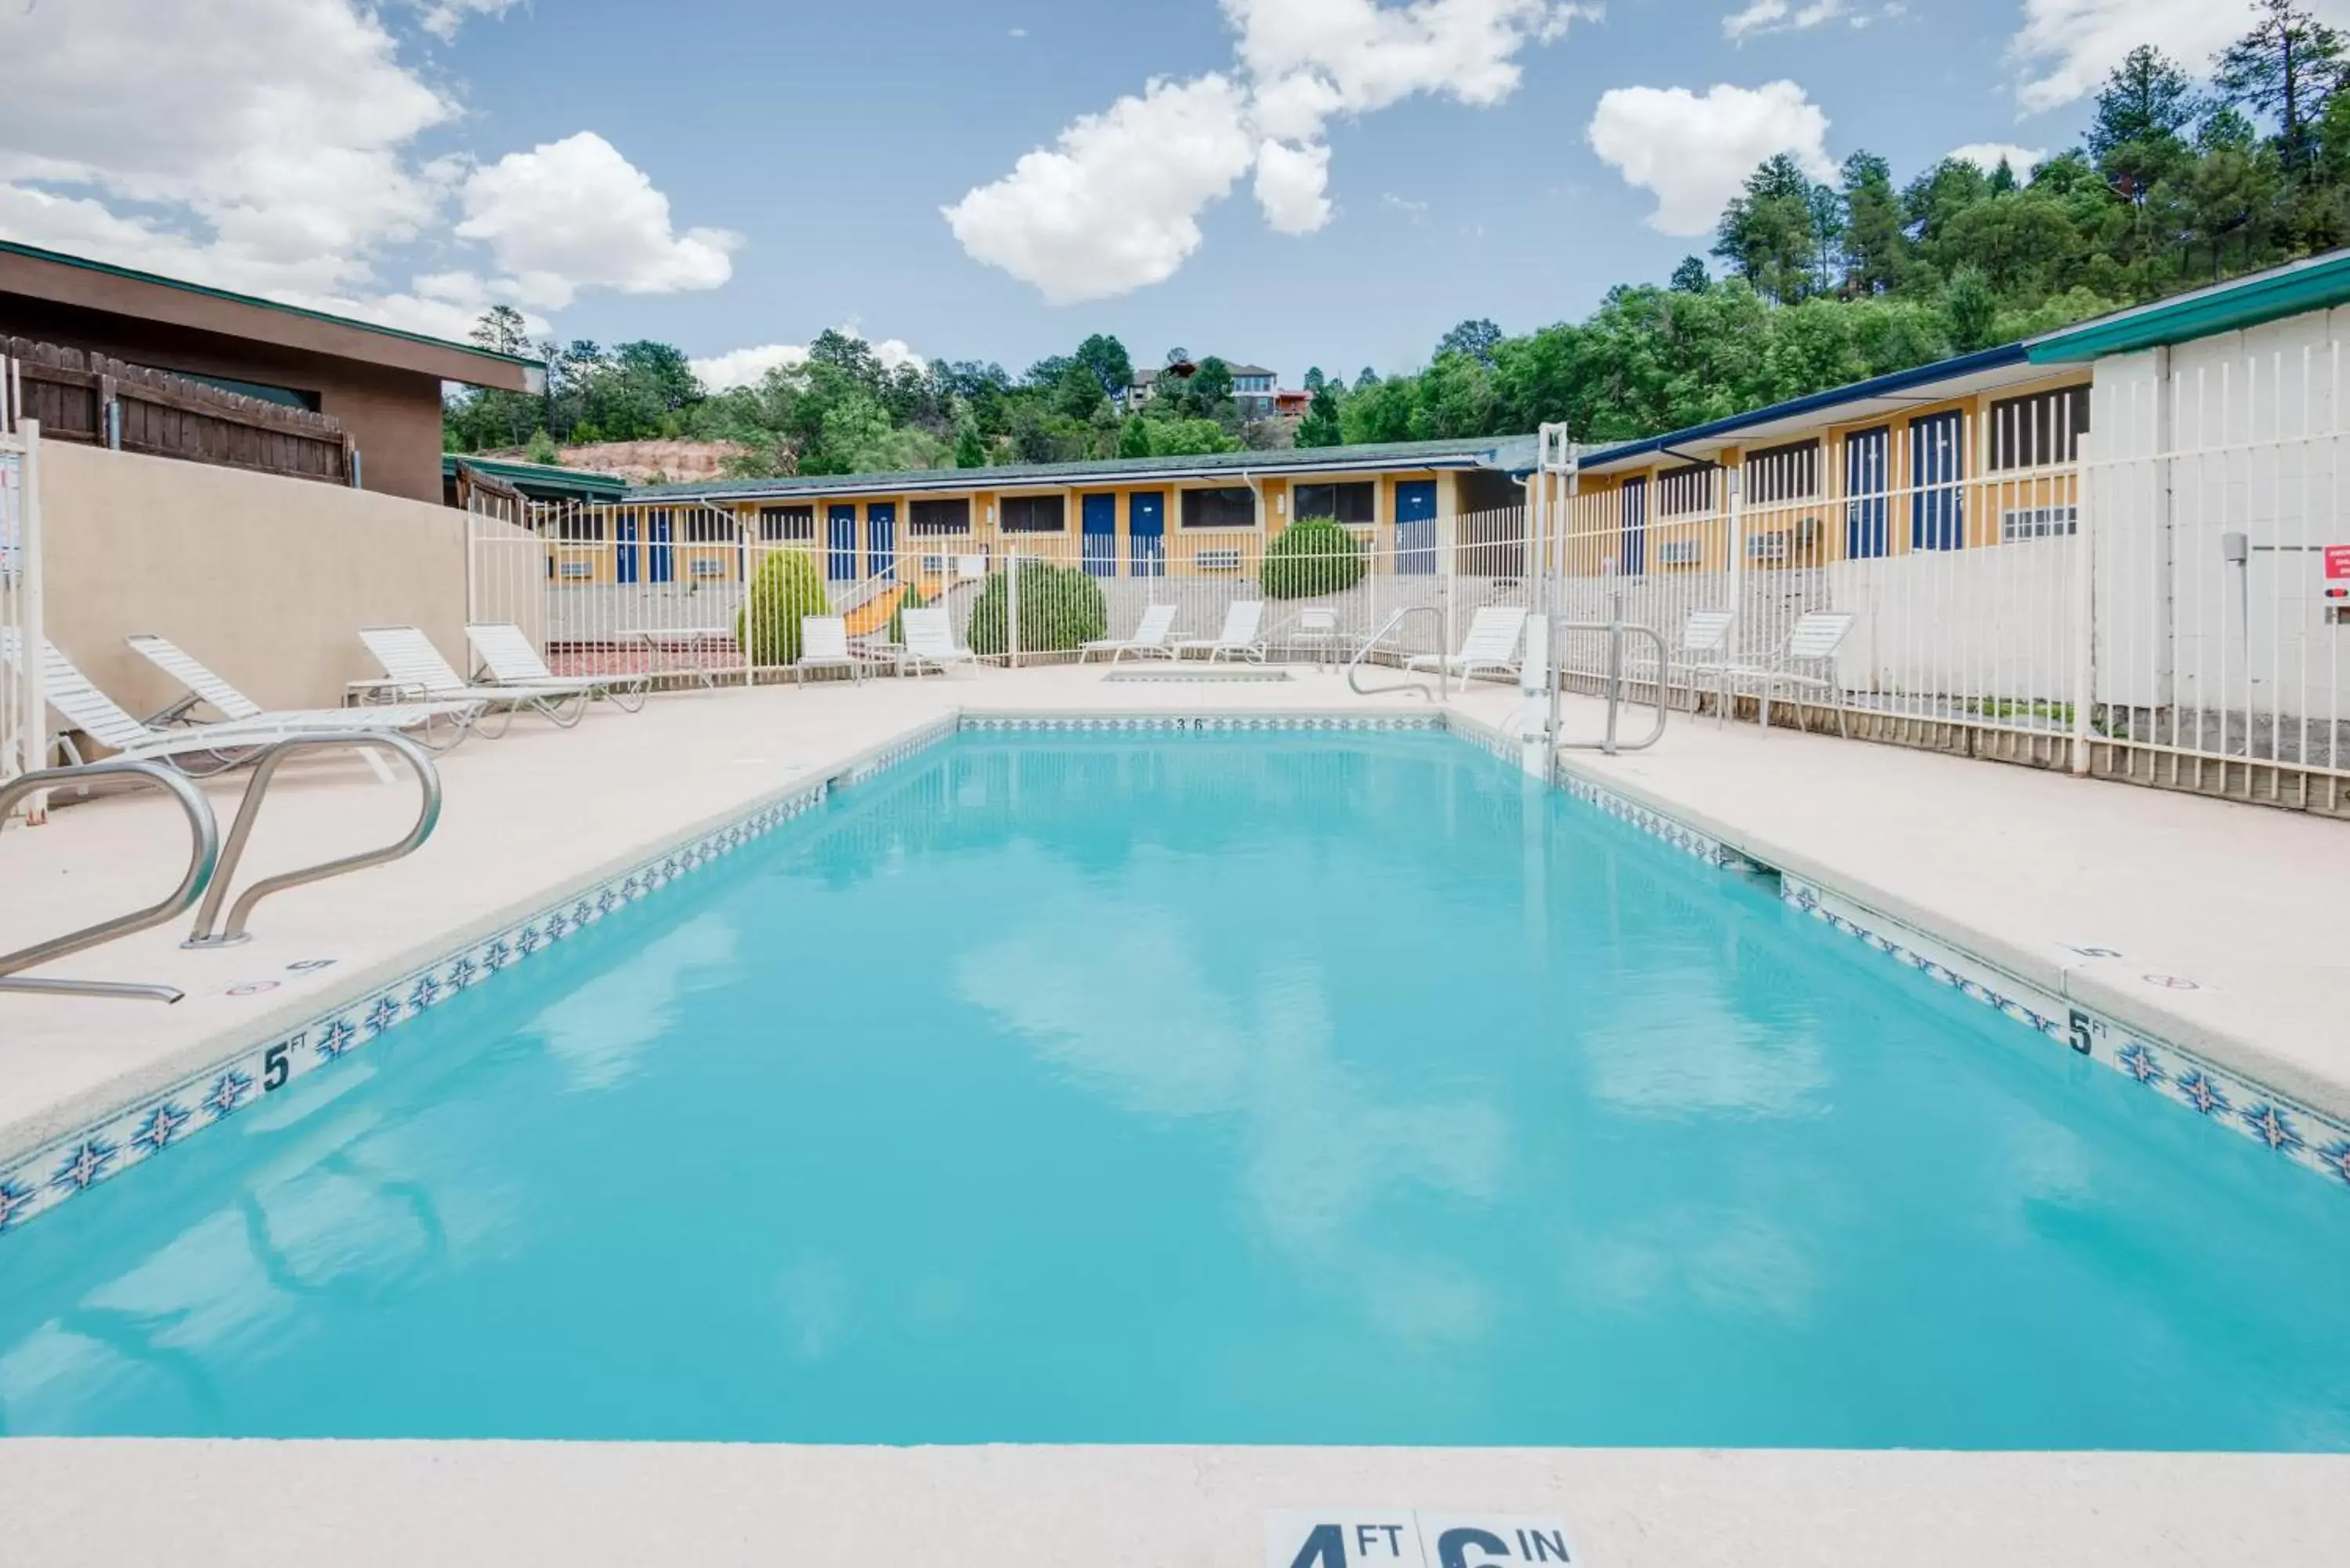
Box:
(0, 1), (2307, 388)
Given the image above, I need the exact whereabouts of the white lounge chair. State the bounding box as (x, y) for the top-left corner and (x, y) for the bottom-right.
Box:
(1174, 599), (1267, 663)
(1080, 603), (1179, 663)
(1276, 606), (1356, 667)
(357, 625), (592, 733)
(797, 616), (877, 685)
(1658, 609), (1737, 716)
(1717, 612), (1855, 734)
(3, 632), (461, 776)
(468, 623), (648, 712)
(125, 633), (479, 751)
(1405, 605), (1528, 685)
(897, 607), (981, 677)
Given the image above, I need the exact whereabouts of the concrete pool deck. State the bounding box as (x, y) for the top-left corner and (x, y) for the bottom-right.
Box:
(9, 1440), (2350, 1567)
(7, 666), (2350, 1559)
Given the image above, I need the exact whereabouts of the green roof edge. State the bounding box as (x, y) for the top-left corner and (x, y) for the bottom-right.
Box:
(0, 240), (539, 370)
(2028, 250), (2350, 363)
(445, 454), (630, 490)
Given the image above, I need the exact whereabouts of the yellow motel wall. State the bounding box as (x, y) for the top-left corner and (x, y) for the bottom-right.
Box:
(1570, 368), (2092, 576)
(533, 467), (1482, 587)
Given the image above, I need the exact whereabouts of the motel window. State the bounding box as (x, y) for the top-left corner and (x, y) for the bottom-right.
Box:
(1292, 481), (1376, 525)
(1655, 462), (1718, 518)
(1181, 486), (1258, 529)
(1989, 386), (2090, 471)
(759, 505), (815, 541)
(1000, 494), (1067, 533)
(684, 511), (733, 543)
(909, 497), (973, 535)
(552, 510), (603, 542)
(1743, 441), (1820, 504)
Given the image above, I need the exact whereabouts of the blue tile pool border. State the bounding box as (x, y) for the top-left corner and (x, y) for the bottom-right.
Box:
(6, 704), (2341, 1242)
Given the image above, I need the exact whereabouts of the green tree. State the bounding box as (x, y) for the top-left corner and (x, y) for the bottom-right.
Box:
(1071, 333), (1134, 399)
(1294, 381), (1344, 447)
(471, 305), (531, 356)
(1943, 266), (2001, 351)
(738, 547), (830, 667)
(1260, 518), (1365, 598)
(1669, 255), (1711, 293)
(1117, 414), (1153, 458)
(966, 560), (1108, 655)
(2214, 0), (2348, 172)
(524, 428), (559, 464)
(1303, 365), (1327, 392)
(2092, 45), (2200, 201)
(1435, 318), (1503, 366)
(1838, 152), (1907, 294)
(954, 418), (987, 468)
(1183, 356), (1235, 416)
(1715, 154), (1830, 303)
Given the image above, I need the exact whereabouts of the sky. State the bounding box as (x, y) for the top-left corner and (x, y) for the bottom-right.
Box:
(0, 0), (2330, 391)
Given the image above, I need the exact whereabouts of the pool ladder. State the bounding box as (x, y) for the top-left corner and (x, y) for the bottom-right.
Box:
(0, 732), (441, 1002)
(1346, 605), (1452, 701)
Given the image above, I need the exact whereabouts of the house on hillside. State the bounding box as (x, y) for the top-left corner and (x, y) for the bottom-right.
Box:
(0, 240), (538, 504)
(1125, 358), (1282, 419)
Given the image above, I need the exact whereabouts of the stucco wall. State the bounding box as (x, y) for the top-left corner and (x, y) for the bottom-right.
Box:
(38, 439), (528, 721)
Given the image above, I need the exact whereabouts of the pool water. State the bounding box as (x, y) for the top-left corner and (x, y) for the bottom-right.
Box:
(3, 732), (2347, 1447)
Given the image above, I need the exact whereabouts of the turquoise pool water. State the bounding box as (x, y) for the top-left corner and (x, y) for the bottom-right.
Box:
(2, 732), (2347, 1447)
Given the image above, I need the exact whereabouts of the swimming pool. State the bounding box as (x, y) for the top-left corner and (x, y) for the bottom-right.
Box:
(2, 728), (2346, 1447)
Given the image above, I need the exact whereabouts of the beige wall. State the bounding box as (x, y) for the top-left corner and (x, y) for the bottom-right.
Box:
(38, 439), (504, 722)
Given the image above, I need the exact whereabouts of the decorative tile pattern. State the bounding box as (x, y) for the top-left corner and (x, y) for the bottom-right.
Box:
(963, 713), (1443, 734)
(1781, 873), (2350, 1187)
(1556, 771), (1744, 870)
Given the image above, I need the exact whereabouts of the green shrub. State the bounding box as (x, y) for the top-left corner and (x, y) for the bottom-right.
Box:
(736, 548), (830, 666)
(885, 580), (927, 643)
(1261, 517), (1365, 599)
(966, 560), (1108, 656)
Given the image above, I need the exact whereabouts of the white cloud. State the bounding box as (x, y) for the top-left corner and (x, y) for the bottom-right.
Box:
(1587, 81), (1835, 237)
(1723, 0), (1846, 40)
(0, 0), (734, 345)
(1253, 139), (1335, 234)
(454, 132), (739, 309)
(1950, 142), (2047, 176)
(691, 327), (927, 393)
(942, 74), (1260, 305)
(413, 0), (522, 42)
(2005, 0), (2350, 114)
(1381, 191), (1431, 222)
(946, 0), (1588, 301)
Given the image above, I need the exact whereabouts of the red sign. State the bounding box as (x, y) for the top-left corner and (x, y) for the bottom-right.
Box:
(2327, 544), (2350, 580)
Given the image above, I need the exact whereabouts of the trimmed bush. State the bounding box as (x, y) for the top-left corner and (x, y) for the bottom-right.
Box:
(885, 580), (927, 643)
(736, 548), (830, 666)
(966, 560), (1108, 656)
(1260, 516), (1366, 599)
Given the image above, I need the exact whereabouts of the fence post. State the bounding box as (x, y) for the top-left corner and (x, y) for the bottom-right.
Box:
(1007, 548), (1021, 669)
(2070, 435), (2095, 776)
(1726, 467), (1745, 656)
(17, 420), (46, 821)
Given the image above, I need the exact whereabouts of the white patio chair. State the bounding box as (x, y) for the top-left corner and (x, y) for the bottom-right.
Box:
(1405, 605), (1528, 685)
(1276, 606), (1357, 667)
(1080, 602), (1179, 663)
(1173, 599), (1267, 663)
(125, 633), (479, 753)
(797, 616), (875, 685)
(1661, 609), (1737, 717)
(468, 623), (648, 712)
(4, 632), (463, 777)
(898, 607), (981, 677)
(357, 625), (592, 735)
(1718, 612), (1856, 734)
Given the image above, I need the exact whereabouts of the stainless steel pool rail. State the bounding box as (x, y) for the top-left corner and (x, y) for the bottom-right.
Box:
(184, 731), (442, 948)
(1544, 613), (1669, 757)
(1346, 605), (1451, 702)
(0, 758), (222, 1003)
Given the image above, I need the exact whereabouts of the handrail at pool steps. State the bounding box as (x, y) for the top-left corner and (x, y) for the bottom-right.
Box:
(1543, 611), (1668, 758)
(0, 757), (221, 1003)
(1346, 605), (1450, 702)
(183, 731), (442, 948)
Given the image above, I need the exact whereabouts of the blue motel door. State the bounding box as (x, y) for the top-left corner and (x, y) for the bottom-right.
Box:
(614, 510), (640, 584)
(647, 508), (674, 584)
(866, 502), (896, 580)
(1911, 410), (1965, 551)
(1129, 491), (1165, 576)
(1082, 493), (1116, 577)
(1846, 427), (1891, 558)
(828, 504), (858, 581)
(1396, 480), (1438, 574)
(1619, 476), (1647, 576)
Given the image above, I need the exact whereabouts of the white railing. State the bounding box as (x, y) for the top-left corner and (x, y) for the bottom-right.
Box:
(1, 372), (47, 800)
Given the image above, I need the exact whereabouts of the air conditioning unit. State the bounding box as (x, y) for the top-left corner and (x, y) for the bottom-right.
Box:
(1196, 547), (1244, 572)
(1657, 537), (1704, 566)
(689, 557), (729, 580)
(557, 559), (593, 580)
(2001, 505), (2077, 541)
(1747, 531), (1791, 562)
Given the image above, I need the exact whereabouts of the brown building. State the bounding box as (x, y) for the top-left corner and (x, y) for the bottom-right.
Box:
(0, 240), (537, 504)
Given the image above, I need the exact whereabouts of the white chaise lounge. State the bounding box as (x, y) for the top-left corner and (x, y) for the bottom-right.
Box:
(125, 633), (479, 751)
(1079, 603), (1179, 663)
(1405, 605), (1528, 685)
(1173, 599), (1267, 663)
(468, 623), (649, 712)
(357, 625), (595, 733)
(897, 608), (981, 677)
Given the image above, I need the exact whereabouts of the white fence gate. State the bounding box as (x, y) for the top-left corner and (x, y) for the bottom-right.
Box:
(1, 360), (46, 798)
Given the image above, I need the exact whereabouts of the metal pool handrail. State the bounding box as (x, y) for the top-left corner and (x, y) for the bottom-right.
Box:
(1347, 605), (1451, 702)
(1544, 616), (1669, 757)
(0, 758), (222, 1003)
(184, 731), (442, 948)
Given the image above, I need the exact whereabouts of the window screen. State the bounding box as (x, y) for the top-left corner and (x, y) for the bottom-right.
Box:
(1989, 387), (2089, 470)
(758, 505), (814, 541)
(1292, 481), (1375, 524)
(1181, 486), (1256, 529)
(909, 497), (972, 535)
(1743, 441), (1819, 504)
(1000, 494), (1066, 533)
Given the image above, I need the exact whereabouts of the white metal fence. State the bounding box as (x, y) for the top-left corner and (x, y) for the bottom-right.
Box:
(1, 359), (46, 799)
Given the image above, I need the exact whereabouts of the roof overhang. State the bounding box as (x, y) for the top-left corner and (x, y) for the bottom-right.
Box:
(657, 447), (1506, 506)
(0, 241), (537, 392)
(2027, 248), (2350, 363)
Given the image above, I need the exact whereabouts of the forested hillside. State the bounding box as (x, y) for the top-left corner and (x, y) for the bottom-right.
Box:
(446, 8), (2350, 475)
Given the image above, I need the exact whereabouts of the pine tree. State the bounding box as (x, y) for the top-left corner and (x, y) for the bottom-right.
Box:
(954, 420), (987, 468)
(2215, 0), (2348, 173)
(1295, 382), (1344, 447)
